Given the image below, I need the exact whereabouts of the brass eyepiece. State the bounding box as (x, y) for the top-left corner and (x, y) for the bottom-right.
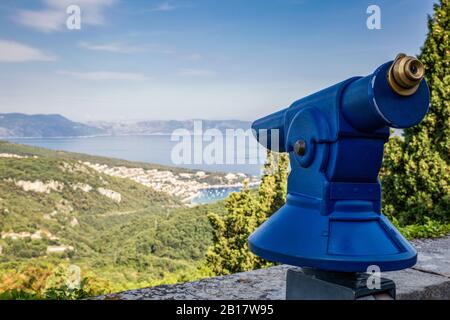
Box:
(388, 53), (425, 96)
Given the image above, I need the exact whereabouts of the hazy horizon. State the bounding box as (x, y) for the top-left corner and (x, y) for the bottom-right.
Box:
(0, 111), (254, 123)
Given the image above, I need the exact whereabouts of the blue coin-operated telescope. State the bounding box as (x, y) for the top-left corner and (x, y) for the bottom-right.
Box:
(249, 54), (430, 275)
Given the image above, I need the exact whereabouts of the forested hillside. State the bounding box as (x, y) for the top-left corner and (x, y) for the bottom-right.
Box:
(0, 141), (225, 298)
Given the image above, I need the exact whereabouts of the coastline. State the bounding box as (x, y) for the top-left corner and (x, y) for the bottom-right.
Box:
(4, 136), (264, 177)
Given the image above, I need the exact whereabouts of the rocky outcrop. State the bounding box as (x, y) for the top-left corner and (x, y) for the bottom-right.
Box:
(13, 180), (64, 194)
(70, 217), (79, 227)
(98, 188), (122, 203)
(1, 229), (58, 241)
(72, 183), (93, 193)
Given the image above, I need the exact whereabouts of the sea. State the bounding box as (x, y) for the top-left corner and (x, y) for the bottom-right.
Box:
(7, 135), (265, 204)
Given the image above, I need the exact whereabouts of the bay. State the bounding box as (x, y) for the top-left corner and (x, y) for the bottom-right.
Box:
(7, 135), (264, 203)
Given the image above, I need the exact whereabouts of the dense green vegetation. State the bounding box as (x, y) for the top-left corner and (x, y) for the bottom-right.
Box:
(381, 0), (449, 227)
(206, 152), (289, 275)
(0, 141), (224, 298)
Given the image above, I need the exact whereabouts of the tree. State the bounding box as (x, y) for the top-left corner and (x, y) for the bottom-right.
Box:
(381, 0), (450, 225)
(206, 151), (289, 275)
(206, 182), (269, 275)
(271, 152), (289, 213)
(259, 151), (289, 216)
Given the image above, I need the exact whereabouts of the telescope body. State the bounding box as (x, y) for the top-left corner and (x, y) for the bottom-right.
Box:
(249, 56), (429, 272)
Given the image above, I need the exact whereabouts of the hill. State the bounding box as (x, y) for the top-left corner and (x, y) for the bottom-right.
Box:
(0, 141), (226, 296)
(0, 113), (105, 138)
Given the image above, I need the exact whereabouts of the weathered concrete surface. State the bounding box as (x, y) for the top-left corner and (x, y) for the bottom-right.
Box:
(387, 236), (450, 299)
(96, 236), (450, 300)
(412, 237), (450, 277)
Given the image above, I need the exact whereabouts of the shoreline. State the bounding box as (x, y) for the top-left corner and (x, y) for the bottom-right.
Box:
(2, 137), (264, 177)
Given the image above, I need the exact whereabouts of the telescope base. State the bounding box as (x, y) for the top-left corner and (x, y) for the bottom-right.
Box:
(248, 194), (418, 272)
(286, 268), (396, 300)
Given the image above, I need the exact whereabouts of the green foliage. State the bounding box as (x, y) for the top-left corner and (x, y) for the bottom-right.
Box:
(0, 263), (53, 295)
(0, 141), (227, 299)
(206, 183), (268, 275)
(381, 0), (450, 225)
(0, 289), (42, 300)
(391, 217), (450, 240)
(0, 263), (111, 300)
(0, 289), (40, 300)
(206, 151), (289, 275)
(0, 201), (222, 297)
(44, 280), (90, 300)
(258, 152), (288, 216)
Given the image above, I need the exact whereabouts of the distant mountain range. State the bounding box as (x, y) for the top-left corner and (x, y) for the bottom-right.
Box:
(0, 113), (104, 138)
(89, 119), (252, 136)
(0, 113), (252, 138)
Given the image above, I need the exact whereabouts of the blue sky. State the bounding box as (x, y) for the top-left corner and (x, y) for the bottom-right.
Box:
(0, 0), (436, 122)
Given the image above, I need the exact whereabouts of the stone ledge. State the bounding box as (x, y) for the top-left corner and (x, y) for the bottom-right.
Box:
(95, 236), (450, 300)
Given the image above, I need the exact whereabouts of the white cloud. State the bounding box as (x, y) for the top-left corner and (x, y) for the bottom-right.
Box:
(0, 40), (56, 62)
(16, 9), (65, 33)
(79, 42), (144, 54)
(79, 41), (175, 55)
(56, 70), (148, 81)
(151, 2), (177, 12)
(14, 0), (116, 33)
(178, 68), (216, 77)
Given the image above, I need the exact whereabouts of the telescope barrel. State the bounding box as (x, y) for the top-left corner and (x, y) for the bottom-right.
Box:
(252, 54), (429, 148)
(342, 54), (429, 132)
(252, 108), (286, 152)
